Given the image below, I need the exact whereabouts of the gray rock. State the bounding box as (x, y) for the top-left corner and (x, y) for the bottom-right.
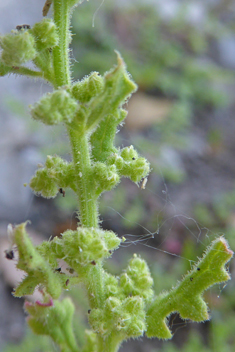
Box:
(217, 35), (235, 69)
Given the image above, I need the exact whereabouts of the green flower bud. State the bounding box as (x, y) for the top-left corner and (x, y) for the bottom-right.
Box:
(107, 153), (124, 170)
(30, 168), (58, 198)
(120, 273), (133, 292)
(105, 296), (121, 312)
(89, 308), (105, 334)
(93, 162), (120, 193)
(59, 228), (120, 265)
(120, 296), (146, 337)
(119, 146), (150, 183)
(37, 241), (59, 268)
(89, 295), (146, 338)
(44, 155), (75, 188)
(71, 72), (104, 103)
(104, 231), (121, 252)
(120, 255), (154, 302)
(126, 157), (150, 183)
(0, 31), (36, 66)
(32, 19), (59, 51)
(121, 145), (138, 160)
(104, 273), (120, 297)
(30, 155), (74, 198)
(31, 89), (78, 125)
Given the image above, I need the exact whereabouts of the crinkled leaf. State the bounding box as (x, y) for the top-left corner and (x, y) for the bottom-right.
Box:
(86, 52), (137, 132)
(13, 222), (62, 298)
(146, 237), (233, 339)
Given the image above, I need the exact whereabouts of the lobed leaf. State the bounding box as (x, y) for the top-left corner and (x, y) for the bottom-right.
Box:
(85, 52), (137, 133)
(13, 222), (63, 298)
(146, 237), (233, 339)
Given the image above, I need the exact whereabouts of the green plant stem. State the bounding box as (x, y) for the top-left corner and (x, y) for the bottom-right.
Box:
(52, 0), (99, 227)
(68, 127), (99, 228)
(11, 66), (44, 78)
(52, 3), (120, 351)
(97, 334), (121, 352)
(61, 328), (79, 352)
(87, 262), (105, 309)
(33, 52), (54, 84)
(53, 0), (71, 87)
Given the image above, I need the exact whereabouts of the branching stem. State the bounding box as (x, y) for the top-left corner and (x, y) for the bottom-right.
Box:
(68, 126), (99, 228)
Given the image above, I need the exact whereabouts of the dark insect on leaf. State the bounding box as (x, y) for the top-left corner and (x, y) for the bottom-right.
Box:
(16, 24), (31, 30)
(59, 188), (65, 197)
(5, 249), (14, 260)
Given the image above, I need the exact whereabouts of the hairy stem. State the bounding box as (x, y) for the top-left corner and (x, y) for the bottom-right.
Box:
(97, 334), (122, 352)
(61, 328), (79, 352)
(53, 0), (71, 87)
(68, 127), (99, 228)
(87, 262), (105, 309)
(10, 66), (44, 78)
(33, 51), (54, 84)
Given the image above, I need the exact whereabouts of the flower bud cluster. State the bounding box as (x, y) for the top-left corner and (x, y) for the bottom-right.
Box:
(107, 146), (150, 184)
(0, 18), (59, 70)
(120, 254), (154, 302)
(89, 295), (146, 338)
(90, 145), (149, 197)
(71, 72), (104, 103)
(103, 273), (120, 297)
(92, 162), (120, 194)
(60, 228), (121, 265)
(31, 89), (78, 125)
(88, 255), (153, 338)
(0, 30), (36, 66)
(31, 18), (59, 51)
(30, 155), (74, 198)
(38, 228), (121, 272)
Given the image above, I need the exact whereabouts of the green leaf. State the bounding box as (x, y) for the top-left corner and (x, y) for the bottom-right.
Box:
(13, 222), (63, 299)
(25, 298), (78, 352)
(90, 108), (127, 163)
(0, 60), (11, 76)
(146, 237), (233, 339)
(85, 52), (137, 132)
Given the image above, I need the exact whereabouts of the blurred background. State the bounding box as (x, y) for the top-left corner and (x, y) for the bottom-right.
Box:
(0, 0), (235, 351)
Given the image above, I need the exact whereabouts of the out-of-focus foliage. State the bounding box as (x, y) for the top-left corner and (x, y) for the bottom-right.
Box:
(72, 0), (232, 114)
(2, 332), (54, 352)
